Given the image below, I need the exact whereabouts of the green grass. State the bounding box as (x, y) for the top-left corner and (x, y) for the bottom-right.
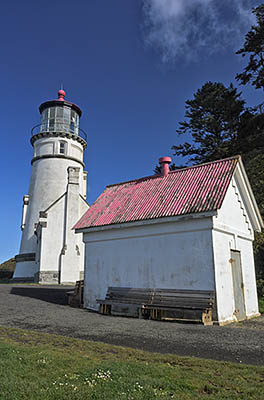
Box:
(0, 327), (263, 399)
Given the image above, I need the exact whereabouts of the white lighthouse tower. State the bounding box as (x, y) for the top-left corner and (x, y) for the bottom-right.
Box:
(13, 89), (89, 284)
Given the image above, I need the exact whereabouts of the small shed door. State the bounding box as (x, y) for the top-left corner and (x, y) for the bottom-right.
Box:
(230, 250), (246, 321)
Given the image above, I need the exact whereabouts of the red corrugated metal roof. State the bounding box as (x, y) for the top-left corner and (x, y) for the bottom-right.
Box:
(74, 156), (239, 230)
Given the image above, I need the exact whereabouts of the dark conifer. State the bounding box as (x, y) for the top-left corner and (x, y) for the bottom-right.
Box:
(172, 82), (248, 164)
(236, 5), (264, 90)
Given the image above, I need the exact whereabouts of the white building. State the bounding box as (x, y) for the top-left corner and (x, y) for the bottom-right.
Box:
(75, 156), (263, 325)
(14, 90), (89, 284)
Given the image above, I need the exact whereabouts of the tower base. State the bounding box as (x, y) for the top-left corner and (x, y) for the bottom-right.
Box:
(35, 271), (59, 284)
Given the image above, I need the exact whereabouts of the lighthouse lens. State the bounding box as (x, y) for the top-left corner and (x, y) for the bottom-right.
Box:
(39, 105), (80, 135)
(57, 107), (63, 118)
(50, 107), (55, 119)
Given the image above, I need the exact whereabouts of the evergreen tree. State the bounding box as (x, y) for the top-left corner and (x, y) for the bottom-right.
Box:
(236, 5), (264, 90)
(172, 82), (249, 165)
(235, 3), (264, 281)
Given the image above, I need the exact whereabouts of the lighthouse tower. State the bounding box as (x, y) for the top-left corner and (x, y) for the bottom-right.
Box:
(13, 90), (89, 284)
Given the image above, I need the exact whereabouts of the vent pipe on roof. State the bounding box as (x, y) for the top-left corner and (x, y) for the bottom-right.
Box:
(159, 157), (172, 177)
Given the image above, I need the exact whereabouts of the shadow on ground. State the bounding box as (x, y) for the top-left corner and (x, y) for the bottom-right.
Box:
(10, 286), (73, 305)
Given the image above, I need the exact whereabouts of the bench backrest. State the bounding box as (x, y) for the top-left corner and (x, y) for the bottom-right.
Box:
(107, 287), (155, 303)
(106, 287), (215, 308)
(152, 289), (215, 308)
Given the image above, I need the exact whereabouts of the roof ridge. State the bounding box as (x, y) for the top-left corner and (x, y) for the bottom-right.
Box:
(168, 155), (240, 174)
(106, 173), (161, 189)
(106, 155), (241, 189)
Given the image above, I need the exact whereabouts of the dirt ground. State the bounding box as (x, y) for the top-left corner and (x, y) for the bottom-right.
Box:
(0, 284), (263, 365)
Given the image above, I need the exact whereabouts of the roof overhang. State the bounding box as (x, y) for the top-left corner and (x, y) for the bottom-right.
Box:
(39, 100), (82, 117)
(234, 157), (264, 232)
(75, 210), (217, 234)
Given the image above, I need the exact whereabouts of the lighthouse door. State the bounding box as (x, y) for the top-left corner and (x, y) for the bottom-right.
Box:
(230, 250), (246, 321)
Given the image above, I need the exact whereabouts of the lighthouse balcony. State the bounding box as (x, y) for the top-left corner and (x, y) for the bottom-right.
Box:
(30, 122), (87, 148)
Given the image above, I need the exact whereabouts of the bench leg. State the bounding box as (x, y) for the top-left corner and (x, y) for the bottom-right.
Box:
(157, 309), (163, 321)
(100, 304), (111, 315)
(139, 306), (150, 319)
(67, 295), (73, 306)
(150, 308), (162, 321)
(202, 310), (213, 326)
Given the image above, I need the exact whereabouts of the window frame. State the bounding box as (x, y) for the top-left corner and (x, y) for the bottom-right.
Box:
(59, 141), (67, 155)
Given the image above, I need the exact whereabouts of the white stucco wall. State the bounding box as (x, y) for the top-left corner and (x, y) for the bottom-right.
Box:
(60, 179), (88, 283)
(38, 196), (65, 275)
(212, 176), (259, 324)
(38, 191), (88, 284)
(83, 217), (215, 311)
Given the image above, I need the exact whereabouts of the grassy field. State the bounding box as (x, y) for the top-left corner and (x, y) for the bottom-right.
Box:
(0, 326), (263, 400)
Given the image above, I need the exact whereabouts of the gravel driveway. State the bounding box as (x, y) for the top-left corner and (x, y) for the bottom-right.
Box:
(0, 284), (263, 366)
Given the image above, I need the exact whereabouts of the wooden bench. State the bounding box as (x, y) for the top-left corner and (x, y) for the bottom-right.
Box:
(97, 287), (215, 325)
(67, 280), (84, 308)
(97, 287), (155, 316)
(142, 289), (215, 326)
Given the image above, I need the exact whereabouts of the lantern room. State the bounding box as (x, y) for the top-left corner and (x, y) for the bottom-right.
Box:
(38, 90), (82, 136)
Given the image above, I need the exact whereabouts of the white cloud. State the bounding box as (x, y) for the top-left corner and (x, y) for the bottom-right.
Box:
(142, 0), (259, 63)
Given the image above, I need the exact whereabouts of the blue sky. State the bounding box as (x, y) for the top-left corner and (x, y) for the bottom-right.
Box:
(0, 0), (263, 263)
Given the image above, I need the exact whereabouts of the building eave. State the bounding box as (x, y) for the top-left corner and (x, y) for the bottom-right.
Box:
(75, 210), (217, 234)
(235, 157), (264, 231)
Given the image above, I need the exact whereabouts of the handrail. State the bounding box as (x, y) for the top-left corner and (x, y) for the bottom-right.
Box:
(31, 123), (87, 142)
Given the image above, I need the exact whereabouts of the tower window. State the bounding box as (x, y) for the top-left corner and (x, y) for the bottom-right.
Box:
(59, 142), (66, 154)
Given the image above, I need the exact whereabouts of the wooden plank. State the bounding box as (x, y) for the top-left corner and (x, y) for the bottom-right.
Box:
(97, 299), (148, 306)
(154, 296), (214, 301)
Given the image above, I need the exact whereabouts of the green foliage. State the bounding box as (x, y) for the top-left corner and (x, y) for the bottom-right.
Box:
(257, 279), (264, 297)
(153, 163), (179, 174)
(234, 3), (264, 282)
(236, 5), (264, 90)
(0, 326), (264, 400)
(259, 298), (264, 314)
(0, 258), (15, 281)
(172, 82), (248, 165)
(243, 154), (264, 281)
(0, 258), (16, 272)
(257, 279), (264, 313)
(243, 154), (264, 215)
(257, 278), (264, 313)
(254, 232), (264, 280)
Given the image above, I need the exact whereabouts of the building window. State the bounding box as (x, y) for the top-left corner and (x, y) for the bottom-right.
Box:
(59, 142), (66, 154)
